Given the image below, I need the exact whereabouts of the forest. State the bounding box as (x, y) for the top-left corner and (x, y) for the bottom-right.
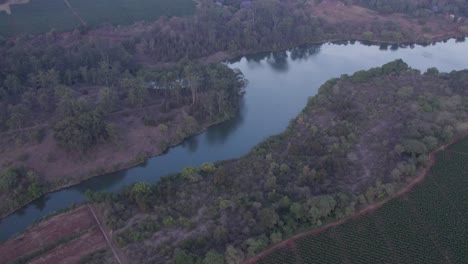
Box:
(86, 61), (468, 263)
(1, 0), (466, 68)
(0, 43), (246, 216)
(255, 137), (468, 263)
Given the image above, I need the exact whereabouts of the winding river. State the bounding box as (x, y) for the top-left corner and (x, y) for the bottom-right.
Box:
(1, 39), (468, 241)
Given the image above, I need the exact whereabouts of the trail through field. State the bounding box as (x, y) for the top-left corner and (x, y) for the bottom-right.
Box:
(63, 0), (86, 26)
(88, 205), (125, 264)
(245, 132), (468, 264)
(0, 205), (131, 263)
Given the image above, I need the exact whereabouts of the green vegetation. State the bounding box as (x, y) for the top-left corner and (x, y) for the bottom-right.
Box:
(54, 109), (110, 151)
(0, 0), (195, 37)
(0, 166), (44, 215)
(0, 34), (245, 216)
(257, 137), (468, 263)
(0, 37), (244, 138)
(90, 61), (467, 263)
(137, 0), (434, 62)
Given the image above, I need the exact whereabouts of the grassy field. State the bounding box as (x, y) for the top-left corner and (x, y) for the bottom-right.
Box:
(256, 137), (468, 264)
(69, 0), (195, 28)
(0, 0), (78, 37)
(0, 0), (195, 37)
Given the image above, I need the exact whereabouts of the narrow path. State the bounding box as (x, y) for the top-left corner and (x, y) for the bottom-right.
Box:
(244, 133), (468, 264)
(63, 0), (86, 26)
(87, 205), (122, 264)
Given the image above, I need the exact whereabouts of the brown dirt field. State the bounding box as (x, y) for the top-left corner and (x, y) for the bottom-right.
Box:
(0, 206), (95, 263)
(311, 0), (461, 42)
(244, 132), (468, 264)
(28, 229), (107, 264)
(311, 0), (379, 23)
(0, 205), (123, 264)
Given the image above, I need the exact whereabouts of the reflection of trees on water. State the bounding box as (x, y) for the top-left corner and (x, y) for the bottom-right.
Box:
(205, 99), (245, 145)
(244, 51), (272, 63)
(290, 44), (321, 61)
(175, 99), (246, 150)
(76, 169), (127, 193)
(242, 44), (322, 68)
(32, 194), (51, 211)
(267, 50), (289, 72)
(182, 135), (199, 153)
(390, 44), (399, 51)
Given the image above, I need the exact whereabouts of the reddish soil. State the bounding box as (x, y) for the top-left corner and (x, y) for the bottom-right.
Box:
(0, 206), (95, 263)
(28, 229), (107, 264)
(0, 205), (124, 264)
(244, 133), (468, 264)
(311, 0), (462, 42)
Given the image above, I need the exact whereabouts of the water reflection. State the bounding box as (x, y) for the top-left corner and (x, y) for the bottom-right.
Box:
(206, 103), (245, 145)
(182, 136), (199, 153)
(290, 45), (321, 61)
(236, 45), (323, 66)
(244, 51), (272, 63)
(32, 195), (50, 211)
(267, 51), (289, 72)
(76, 169), (127, 193)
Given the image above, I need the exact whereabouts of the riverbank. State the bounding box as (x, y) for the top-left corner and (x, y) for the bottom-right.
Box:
(0, 63), (245, 219)
(0, 113), (235, 219)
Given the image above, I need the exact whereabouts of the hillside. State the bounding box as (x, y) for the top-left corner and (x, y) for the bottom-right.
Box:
(86, 61), (468, 263)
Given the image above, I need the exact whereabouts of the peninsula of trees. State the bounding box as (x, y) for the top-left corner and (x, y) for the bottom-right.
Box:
(85, 61), (468, 263)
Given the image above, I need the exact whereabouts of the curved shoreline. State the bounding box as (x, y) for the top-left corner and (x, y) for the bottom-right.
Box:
(0, 117), (228, 220)
(244, 132), (468, 264)
(0, 35), (466, 220)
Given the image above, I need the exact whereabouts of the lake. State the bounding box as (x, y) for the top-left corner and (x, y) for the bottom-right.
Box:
(1, 38), (467, 241)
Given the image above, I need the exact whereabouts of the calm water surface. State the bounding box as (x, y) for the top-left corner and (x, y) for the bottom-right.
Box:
(1, 39), (467, 241)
